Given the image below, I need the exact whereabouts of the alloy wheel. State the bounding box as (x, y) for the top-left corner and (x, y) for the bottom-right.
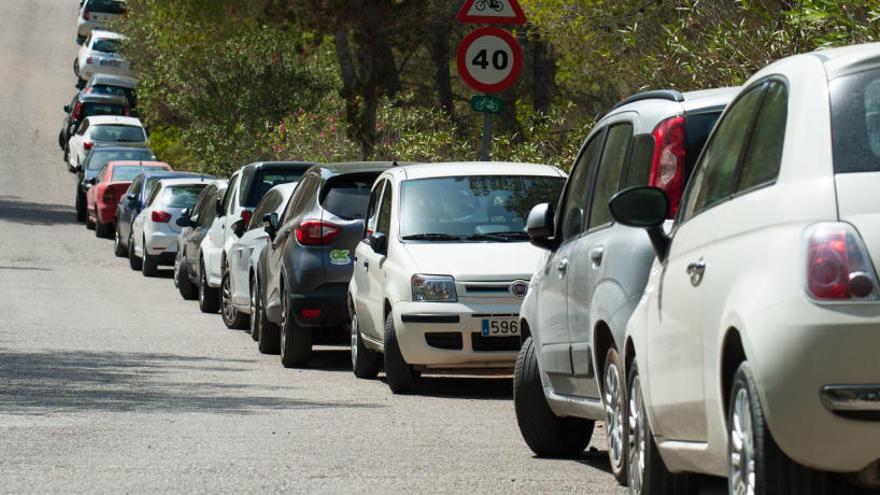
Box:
(250, 279), (259, 336)
(627, 374), (646, 493)
(350, 314), (359, 368)
(222, 271), (235, 323)
(604, 362), (625, 474)
(280, 289), (288, 351)
(729, 388), (756, 495)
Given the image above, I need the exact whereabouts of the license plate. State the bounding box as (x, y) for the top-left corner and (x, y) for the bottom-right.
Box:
(100, 60), (121, 67)
(481, 318), (519, 337)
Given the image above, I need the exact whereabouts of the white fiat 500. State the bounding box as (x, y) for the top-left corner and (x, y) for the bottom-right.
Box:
(348, 162), (566, 394)
(610, 44), (880, 494)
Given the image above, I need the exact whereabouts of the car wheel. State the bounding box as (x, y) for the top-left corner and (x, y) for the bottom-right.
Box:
(113, 223), (127, 257)
(626, 361), (697, 495)
(73, 58), (80, 77)
(351, 309), (381, 379)
(221, 265), (248, 330)
(142, 238), (159, 277)
(75, 188), (86, 222)
(198, 260), (220, 313)
(175, 255), (197, 300)
(249, 275), (260, 341)
(604, 347), (628, 484)
(86, 208), (96, 230)
(279, 284), (312, 368)
(514, 336), (594, 457)
(95, 209), (113, 238)
(257, 278), (280, 355)
(383, 311), (419, 394)
(58, 130), (65, 150)
(128, 234), (142, 271)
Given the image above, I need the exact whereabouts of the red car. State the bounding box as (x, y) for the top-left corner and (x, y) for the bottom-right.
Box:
(87, 160), (172, 238)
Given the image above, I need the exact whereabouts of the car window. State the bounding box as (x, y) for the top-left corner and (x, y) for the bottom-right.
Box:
(249, 190), (282, 231)
(127, 175), (142, 195)
(92, 39), (120, 53)
(87, 0), (126, 14)
(91, 125), (145, 143)
(589, 123), (633, 228)
(98, 165), (108, 182)
(281, 174), (317, 224)
(146, 184), (162, 207)
(222, 175), (239, 216)
(111, 166), (166, 182)
(559, 131), (603, 241)
(85, 148), (154, 171)
(376, 182), (393, 236)
(364, 180), (386, 239)
(199, 188), (221, 227)
(83, 103), (125, 118)
(242, 170), (307, 207)
(161, 185), (207, 209)
(830, 67), (880, 174)
(320, 173), (379, 220)
(78, 121), (89, 135)
(681, 84), (766, 220)
(190, 186), (212, 225)
(737, 82), (788, 191)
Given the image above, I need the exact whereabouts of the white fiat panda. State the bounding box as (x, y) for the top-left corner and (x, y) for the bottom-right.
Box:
(347, 162), (566, 394)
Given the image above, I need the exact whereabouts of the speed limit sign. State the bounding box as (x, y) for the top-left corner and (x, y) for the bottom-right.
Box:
(457, 27), (523, 95)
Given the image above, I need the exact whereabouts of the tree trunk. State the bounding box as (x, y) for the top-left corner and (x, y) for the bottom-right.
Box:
(429, 21), (454, 116)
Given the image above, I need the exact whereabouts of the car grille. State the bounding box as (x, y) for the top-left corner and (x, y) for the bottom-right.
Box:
(471, 333), (520, 352)
(425, 332), (463, 350)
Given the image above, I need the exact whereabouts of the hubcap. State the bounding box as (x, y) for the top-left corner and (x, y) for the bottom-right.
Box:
(250, 281), (258, 335)
(627, 374), (646, 493)
(729, 388), (756, 495)
(350, 314), (359, 367)
(222, 273), (234, 322)
(604, 362), (624, 473)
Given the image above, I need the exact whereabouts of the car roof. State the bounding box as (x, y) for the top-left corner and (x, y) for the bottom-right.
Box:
(388, 162), (567, 181)
(313, 161), (398, 178)
(240, 161), (318, 177)
(155, 177), (216, 188)
(105, 160), (170, 169)
(89, 145), (154, 154)
(810, 43), (880, 79)
(90, 30), (124, 41)
(140, 171), (203, 181)
(84, 116), (143, 126)
(78, 93), (128, 105)
(88, 73), (137, 88)
(609, 86), (739, 115)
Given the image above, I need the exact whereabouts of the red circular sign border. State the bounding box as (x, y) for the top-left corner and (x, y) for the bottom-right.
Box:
(457, 27), (523, 95)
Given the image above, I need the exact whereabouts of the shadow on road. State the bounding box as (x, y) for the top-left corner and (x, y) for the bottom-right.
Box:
(0, 196), (76, 226)
(0, 350), (383, 415)
(394, 376), (514, 401)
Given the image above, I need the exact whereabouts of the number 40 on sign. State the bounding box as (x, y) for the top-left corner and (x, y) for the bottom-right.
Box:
(456, 27), (523, 95)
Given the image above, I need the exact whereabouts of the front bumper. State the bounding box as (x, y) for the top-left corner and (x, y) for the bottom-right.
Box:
(391, 299), (522, 370)
(750, 297), (880, 473)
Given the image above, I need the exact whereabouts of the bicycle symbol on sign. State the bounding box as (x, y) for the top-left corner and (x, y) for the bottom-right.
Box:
(475, 99), (501, 113)
(475, 0), (504, 12)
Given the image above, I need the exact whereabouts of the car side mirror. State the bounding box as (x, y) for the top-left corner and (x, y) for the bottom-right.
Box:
(263, 213), (279, 241)
(63, 104), (71, 113)
(215, 198), (225, 217)
(369, 232), (388, 256)
(609, 186), (671, 262)
(86, 177), (98, 185)
(526, 203), (558, 251)
(176, 208), (191, 227)
(232, 219), (246, 238)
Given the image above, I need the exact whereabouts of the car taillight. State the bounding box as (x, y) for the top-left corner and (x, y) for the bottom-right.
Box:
(806, 223), (878, 301)
(86, 56), (93, 65)
(300, 309), (322, 320)
(83, 140), (94, 151)
(83, 9), (91, 20)
(240, 210), (253, 229)
(295, 220), (341, 246)
(102, 189), (115, 203)
(72, 101), (83, 120)
(649, 115), (686, 218)
(152, 211), (172, 223)
(123, 106), (130, 116)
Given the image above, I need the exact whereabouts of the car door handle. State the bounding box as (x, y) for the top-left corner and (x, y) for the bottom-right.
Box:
(363, 260), (370, 271)
(687, 260), (706, 287)
(556, 259), (568, 276)
(590, 247), (604, 267)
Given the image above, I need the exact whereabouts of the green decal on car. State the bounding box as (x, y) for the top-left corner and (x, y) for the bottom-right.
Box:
(329, 249), (351, 266)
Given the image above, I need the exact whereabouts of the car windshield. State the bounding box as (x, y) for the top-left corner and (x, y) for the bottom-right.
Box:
(91, 125), (145, 143)
(83, 103), (125, 118)
(85, 148), (153, 170)
(243, 170), (306, 207)
(92, 39), (120, 53)
(161, 185), (207, 209)
(320, 174), (379, 220)
(111, 166), (166, 182)
(400, 175), (565, 241)
(87, 0), (126, 14)
(831, 67), (880, 173)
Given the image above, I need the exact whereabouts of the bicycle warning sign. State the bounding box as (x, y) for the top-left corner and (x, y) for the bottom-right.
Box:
(456, 0), (527, 26)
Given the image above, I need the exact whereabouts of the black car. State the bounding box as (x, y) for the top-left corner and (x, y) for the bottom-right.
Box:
(254, 162), (395, 368)
(174, 181), (227, 300)
(59, 93), (130, 167)
(75, 146), (155, 222)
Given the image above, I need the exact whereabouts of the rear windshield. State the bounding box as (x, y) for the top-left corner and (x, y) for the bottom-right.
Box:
(87, 0), (127, 14)
(111, 166), (166, 182)
(85, 148), (154, 170)
(83, 103), (125, 118)
(831, 68), (880, 173)
(161, 185), (207, 209)
(92, 39), (120, 53)
(92, 125), (145, 143)
(243, 170), (306, 207)
(320, 173), (379, 220)
(91, 85), (135, 103)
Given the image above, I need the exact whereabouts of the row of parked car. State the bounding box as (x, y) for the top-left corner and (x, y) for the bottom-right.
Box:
(65, 3), (880, 493)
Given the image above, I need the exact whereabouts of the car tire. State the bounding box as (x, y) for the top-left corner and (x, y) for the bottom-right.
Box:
(73, 58), (79, 77)
(513, 336), (594, 457)
(727, 362), (844, 494)
(86, 209), (96, 230)
(626, 361), (698, 495)
(142, 246), (159, 277)
(350, 309), (381, 379)
(95, 209), (113, 238)
(221, 265), (248, 330)
(175, 255), (197, 300)
(198, 260), (220, 314)
(75, 188), (86, 222)
(604, 347), (628, 484)
(249, 275), (260, 342)
(257, 279), (280, 355)
(128, 234), (142, 271)
(383, 311), (419, 394)
(113, 223), (127, 257)
(58, 130), (65, 150)
(279, 284), (312, 368)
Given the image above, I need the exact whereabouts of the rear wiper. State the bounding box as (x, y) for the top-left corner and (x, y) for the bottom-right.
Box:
(401, 233), (463, 241)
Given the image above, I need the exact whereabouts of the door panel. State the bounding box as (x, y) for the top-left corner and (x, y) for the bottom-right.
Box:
(353, 181), (386, 337)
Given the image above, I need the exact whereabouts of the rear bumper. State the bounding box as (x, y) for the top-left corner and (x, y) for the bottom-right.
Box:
(286, 282), (349, 328)
(96, 202), (117, 225)
(145, 231), (178, 259)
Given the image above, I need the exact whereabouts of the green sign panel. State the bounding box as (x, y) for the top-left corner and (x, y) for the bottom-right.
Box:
(471, 95), (504, 114)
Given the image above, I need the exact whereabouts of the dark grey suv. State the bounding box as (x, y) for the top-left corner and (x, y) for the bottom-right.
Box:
(254, 162), (395, 368)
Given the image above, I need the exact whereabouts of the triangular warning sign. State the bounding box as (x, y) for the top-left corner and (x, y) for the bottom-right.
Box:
(456, 0), (527, 26)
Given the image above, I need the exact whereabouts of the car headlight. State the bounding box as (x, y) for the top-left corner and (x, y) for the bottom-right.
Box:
(411, 274), (457, 302)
